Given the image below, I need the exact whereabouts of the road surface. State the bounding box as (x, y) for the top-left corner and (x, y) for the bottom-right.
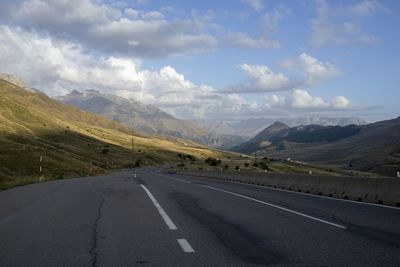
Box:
(0, 167), (399, 266)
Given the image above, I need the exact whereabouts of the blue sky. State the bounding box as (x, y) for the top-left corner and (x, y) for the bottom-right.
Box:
(0, 0), (399, 122)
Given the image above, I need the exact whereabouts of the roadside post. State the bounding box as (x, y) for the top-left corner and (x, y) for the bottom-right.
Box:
(39, 155), (43, 182)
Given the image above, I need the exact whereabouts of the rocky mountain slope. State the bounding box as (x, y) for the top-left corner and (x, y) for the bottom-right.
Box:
(205, 116), (366, 138)
(233, 119), (400, 176)
(0, 78), (230, 189)
(56, 90), (245, 148)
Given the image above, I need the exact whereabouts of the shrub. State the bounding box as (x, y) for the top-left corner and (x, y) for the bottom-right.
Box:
(205, 157), (221, 166)
(258, 162), (270, 171)
(134, 158), (142, 167)
(101, 148), (109, 154)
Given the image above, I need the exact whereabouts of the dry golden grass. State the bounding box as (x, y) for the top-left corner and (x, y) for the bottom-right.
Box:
(0, 79), (231, 189)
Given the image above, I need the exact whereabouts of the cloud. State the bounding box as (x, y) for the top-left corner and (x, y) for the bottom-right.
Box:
(0, 0), (218, 58)
(224, 53), (339, 93)
(240, 0), (264, 12)
(310, 0), (386, 47)
(240, 64), (291, 92)
(226, 8), (286, 49)
(350, 0), (387, 16)
(263, 89), (353, 110)
(0, 25), (264, 120)
(225, 32), (280, 49)
(296, 53), (340, 85)
(289, 89), (352, 110)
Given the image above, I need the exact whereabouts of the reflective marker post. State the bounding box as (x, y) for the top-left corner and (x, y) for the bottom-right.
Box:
(39, 155), (43, 182)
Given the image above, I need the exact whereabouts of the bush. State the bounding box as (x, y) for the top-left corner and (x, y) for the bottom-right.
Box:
(235, 166), (240, 171)
(178, 154), (196, 162)
(258, 162), (270, 171)
(205, 157), (221, 166)
(101, 148), (109, 154)
(186, 155), (196, 162)
(244, 162), (249, 167)
(134, 158), (142, 167)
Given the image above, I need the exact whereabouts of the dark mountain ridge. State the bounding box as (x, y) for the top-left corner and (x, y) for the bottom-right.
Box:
(233, 118), (400, 176)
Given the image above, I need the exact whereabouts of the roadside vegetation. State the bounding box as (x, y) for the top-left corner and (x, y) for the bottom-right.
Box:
(0, 79), (233, 190)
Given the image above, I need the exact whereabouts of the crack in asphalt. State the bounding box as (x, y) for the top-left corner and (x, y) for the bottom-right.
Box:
(90, 197), (105, 267)
(170, 192), (281, 265)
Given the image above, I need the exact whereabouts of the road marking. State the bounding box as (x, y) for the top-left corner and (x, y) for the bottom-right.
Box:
(231, 180), (400, 210)
(177, 239), (195, 253)
(178, 173), (400, 210)
(0, 216), (14, 227)
(154, 173), (192, 183)
(140, 184), (178, 230)
(198, 184), (347, 230)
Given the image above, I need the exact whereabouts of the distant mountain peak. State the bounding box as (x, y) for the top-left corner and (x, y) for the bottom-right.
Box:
(82, 89), (101, 96)
(55, 89), (216, 146)
(70, 90), (82, 95)
(270, 121), (289, 128)
(0, 73), (35, 93)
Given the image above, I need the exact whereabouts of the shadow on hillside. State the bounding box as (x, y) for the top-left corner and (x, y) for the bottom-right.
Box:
(0, 130), (163, 190)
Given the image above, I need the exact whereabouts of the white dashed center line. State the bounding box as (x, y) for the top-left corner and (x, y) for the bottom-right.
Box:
(177, 239), (195, 253)
(140, 184), (178, 230)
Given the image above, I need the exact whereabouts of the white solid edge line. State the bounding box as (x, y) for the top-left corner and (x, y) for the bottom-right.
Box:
(155, 173), (192, 184)
(179, 173), (400, 211)
(177, 239), (195, 253)
(198, 184), (347, 230)
(230, 180), (400, 210)
(140, 184), (178, 230)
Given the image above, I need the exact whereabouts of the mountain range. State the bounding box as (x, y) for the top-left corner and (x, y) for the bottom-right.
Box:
(1, 73), (398, 179)
(203, 116), (366, 138)
(56, 90), (246, 149)
(0, 77), (229, 189)
(233, 119), (400, 176)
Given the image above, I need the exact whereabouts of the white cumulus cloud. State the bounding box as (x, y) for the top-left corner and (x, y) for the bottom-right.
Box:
(0, 0), (218, 58)
(296, 53), (340, 85)
(0, 25), (264, 120)
(262, 89), (353, 110)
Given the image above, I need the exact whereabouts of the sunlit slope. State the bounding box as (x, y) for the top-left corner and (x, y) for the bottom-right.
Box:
(0, 79), (228, 189)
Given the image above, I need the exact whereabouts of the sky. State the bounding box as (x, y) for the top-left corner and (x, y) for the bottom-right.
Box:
(0, 0), (399, 122)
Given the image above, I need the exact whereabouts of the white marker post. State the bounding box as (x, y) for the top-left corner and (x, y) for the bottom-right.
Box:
(39, 155), (43, 182)
(397, 171), (400, 178)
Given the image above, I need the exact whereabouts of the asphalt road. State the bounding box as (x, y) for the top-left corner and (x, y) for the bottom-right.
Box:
(0, 167), (399, 266)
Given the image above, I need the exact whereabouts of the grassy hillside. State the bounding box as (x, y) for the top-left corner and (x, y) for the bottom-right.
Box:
(0, 79), (230, 189)
(235, 118), (400, 177)
(57, 90), (210, 143)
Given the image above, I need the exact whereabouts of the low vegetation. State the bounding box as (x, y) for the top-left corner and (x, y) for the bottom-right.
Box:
(0, 79), (233, 190)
